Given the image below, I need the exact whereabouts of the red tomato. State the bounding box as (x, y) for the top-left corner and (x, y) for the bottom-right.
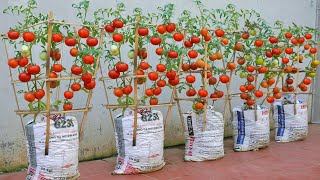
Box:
(157, 24), (166, 34)
(52, 33), (63, 43)
(303, 78), (311, 85)
(166, 23), (176, 33)
(208, 77), (217, 85)
(246, 84), (255, 91)
(247, 66), (255, 72)
(282, 58), (289, 64)
(227, 62), (236, 70)
(112, 19), (124, 28)
(168, 77), (179, 86)
(215, 29), (225, 37)
(265, 51), (273, 58)
(70, 48), (79, 57)
(220, 75), (229, 83)
(65, 37), (77, 46)
(153, 87), (162, 96)
(186, 88), (196, 96)
(7, 30), (20, 40)
(148, 72), (159, 81)
(123, 85), (133, 95)
(168, 50), (178, 58)
(186, 75), (196, 83)
(237, 58), (245, 65)
(182, 64), (190, 71)
(8, 58), (18, 68)
(304, 44), (311, 50)
(247, 99), (255, 106)
(173, 33), (184, 41)
(105, 25), (115, 33)
(190, 62), (198, 70)
(254, 90), (263, 98)
(24, 92), (35, 102)
(83, 55), (95, 64)
(184, 40), (193, 48)
(200, 28), (208, 36)
(241, 33), (249, 39)
(291, 38), (298, 45)
(150, 97), (159, 105)
(216, 91), (224, 98)
(52, 64), (63, 72)
(81, 72), (93, 83)
(84, 80), (96, 90)
(286, 78), (294, 84)
(298, 37), (305, 44)
(258, 66), (267, 73)
(150, 37), (162, 45)
(285, 47), (293, 54)
(71, 65), (83, 75)
(114, 88), (124, 97)
(166, 70), (176, 79)
(157, 80), (166, 87)
(108, 70), (120, 79)
(269, 36), (278, 43)
(23, 32), (35, 42)
(255, 40), (263, 47)
(195, 102), (204, 110)
(49, 72), (58, 78)
(272, 48), (281, 55)
(285, 32), (292, 39)
(71, 83), (81, 91)
(156, 64), (166, 72)
(86, 38), (98, 47)
(190, 36), (200, 44)
(305, 33), (312, 39)
(140, 62), (149, 70)
(274, 93), (282, 99)
(310, 48), (317, 54)
(235, 43), (243, 51)
(267, 78), (275, 85)
(27, 65), (41, 75)
(198, 89), (208, 97)
(116, 62), (129, 72)
(63, 103), (73, 111)
(155, 47), (164, 55)
(113, 33), (123, 42)
(138, 28), (149, 36)
(188, 50), (198, 58)
(34, 89), (45, 100)
(145, 88), (154, 96)
(239, 85), (247, 92)
(78, 28), (90, 38)
(64, 91), (74, 99)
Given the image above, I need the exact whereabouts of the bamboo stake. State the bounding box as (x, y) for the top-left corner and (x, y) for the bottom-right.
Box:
(132, 16), (140, 146)
(105, 103), (176, 109)
(202, 42), (209, 132)
(2, 39), (25, 135)
(44, 11), (54, 155)
(254, 67), (258, 121)
(15, 108), (92, 115)
(79, 28), (105, 140)
(294, 45), (300, 115)
(175, 97), (230, 101)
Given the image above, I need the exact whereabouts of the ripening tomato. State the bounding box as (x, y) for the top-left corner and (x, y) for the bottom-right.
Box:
(198, 89), (208, 97)
(284, 66), (293, 73)
(23, 32), (35, 42)
(247, 75), (254, 82)
(304, 44), (311, 50)
(148, 72), (159, 81)
(190, 36), (200, 44)
(112, 19), (124, 28)
(310, 48), (317, 54)
(254, 90), (263, 98)
(34, 89), (45, 100)
(86, 38), (98, 47)
(138, 50), (147, 59)
(81, 72), (93, 83)
(285, 32), (292, 39)
(236, 58), (245, 65)
(104, 25), (115, 33)
(227, 62), (236, 70)
(215, 29), (225, 37)
(299, 83), (308, 91)
(168, 50), (178, 58)
(78, 28), (90, 38)
(150, 97), (159, 105)
(188, 50), (198, 58)
(166, 23), (176, 33)
(235, 43), (243, 51)
(200, 28), (208, 36)
(113, 33), (123, 42)
(242, 33), (249, 39)
(8, 30), (20, 40)
(204, 33), (211, 41)
(157, 80), (166, 87)
(220, 75), (229, 83)
(65, 37), (77, 46)
(156, 64), (166, 72)
(285, 47), (293, 54)
(108, 69), (120, 79)
(64, 91), (74, 99)
(145, 88), (154, 96)
(52, 64), (63, 72)
(184, 40), (193, 48)
(63, 103), (73, 111)
(123, 85), (133, 95)
(267, 96), (275, 103)
(182, 64), (190, 71)
(255, 40), (263, 47)
(136, 69), (145, 76)
(273, 87), (280, 94)
(247, 84), (254, 91)
(168, 77), (179, 86)
(269, 36), (278, 44)
(140, 62), (149, 70)
(50, 81), (59, 89)
(71, 66), (83, 75)
(8, 58), (18, 68)
(221, 38), (228, 45)
(138, 28), (149, 36)
(267, 78), (275, 85)
(240, 93), (249, 100)
(24, 92), (35, 102)
(303, 78), (311, 85)
(282, 86), (288, 92)
(150, 37), (162, 45)
(71, 83), (81, 91)
(114, 88), (124, 97)
(195, 102), (204, 110)
(186, 88), (196, 97)
(84, 80), (96, 90)
(52, 33), (63, 43)
(157, 24), (166, 34)
(27, 65), (41, 75)
(155, 47), (164, 55)
(217, 53), (223, 59)
(70, 48), (78, 57)
(239, 85), (247, 92)
(153, 87), (162, 96)
(49, 72), (58, 79)
(83, 55), (95, 64)
(186, 75), (196, 83)
(173, 33), (184, 41)
(273, 93), (282, 99)
(208, 77), (217, 85)
(247, 66), (255, 72)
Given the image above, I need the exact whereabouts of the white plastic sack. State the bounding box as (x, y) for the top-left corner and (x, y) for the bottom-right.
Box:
(26, 115), (79, 180)
(273, 101), (308, 142)
(113, 109), (165, 174)
(232, 106), (270, 151)
(183, 106), (224, 161)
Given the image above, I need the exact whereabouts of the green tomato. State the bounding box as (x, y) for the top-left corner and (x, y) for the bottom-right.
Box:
(192, 104), (196, 111)
(265, 72), (271, 78)
(240, 72), (247, 78)
(272, 72), (277, 77)
(249, 30), (256, 36)
(262, 62), (267, 66)
(127, 50), (134, 59)
(111, 49), (119, 56)
(39, 51), (48, 61)
(21, 45), (29, 53)
(245, 55), (252, 61)
(279, 72), (284, 77)
(21, 50), (30, 57)
(273, 60), (279, 65)
(255, 58), (264, 65)
(310, 54), (315, 58)
(111, 45), (118, 51)
(208, 50), (213, 54)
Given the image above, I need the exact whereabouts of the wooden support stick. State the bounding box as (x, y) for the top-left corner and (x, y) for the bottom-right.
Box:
(79, 28), (105, 140)
(44, 11), (54, 155)
(202, 42), (209, 132)
(132, 16), (140, 146)
(52, 21), (103, 29)
(175, 97), (230, 101)
(294, 45), (300, 115)
(105, 103), (176, 109)
(15, 107), (92, 115)
(2, 39), (25, 135)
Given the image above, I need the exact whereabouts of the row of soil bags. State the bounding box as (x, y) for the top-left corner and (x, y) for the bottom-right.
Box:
(24, 97), (308, 178)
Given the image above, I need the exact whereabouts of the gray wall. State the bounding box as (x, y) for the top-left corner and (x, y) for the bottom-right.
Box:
(0, 0), (317, 172)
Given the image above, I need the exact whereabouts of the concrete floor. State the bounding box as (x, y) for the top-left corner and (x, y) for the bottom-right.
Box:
(1, 124), (320, 180)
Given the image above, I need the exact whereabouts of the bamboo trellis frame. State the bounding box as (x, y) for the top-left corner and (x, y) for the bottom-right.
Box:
(2, 11), (104, 155)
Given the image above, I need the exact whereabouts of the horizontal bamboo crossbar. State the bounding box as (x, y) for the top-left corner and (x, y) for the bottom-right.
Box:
(174, 97), (230, 101)
(104, 102), (176, 109)
(12, 75), (97, 84)
(100, 72), (171, 81)
(15, 107), (92, 115)
(51, 21), (103, 29)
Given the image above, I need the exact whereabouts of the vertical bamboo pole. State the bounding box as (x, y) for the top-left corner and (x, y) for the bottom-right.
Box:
(202, 42), (209, 132)
(44, 11), (54, 155)
(294, 45), (300, 115)
(132, 16), (140, 146)
(164, 29), (187, 131)
(2, 39), (25, 135)
(254, 67), (258, 121)
(79, 28), (105, 140)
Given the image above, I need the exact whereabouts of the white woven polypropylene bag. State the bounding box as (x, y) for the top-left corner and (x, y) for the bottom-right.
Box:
(183, 106), (224, 161)
(232, 106), (270, 151)
(273, 101), (308, 142)
(25, 115), (79, 180)
(113, 109), (165, 174)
